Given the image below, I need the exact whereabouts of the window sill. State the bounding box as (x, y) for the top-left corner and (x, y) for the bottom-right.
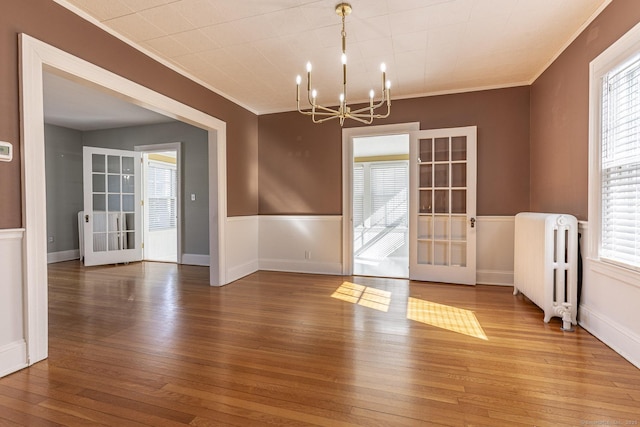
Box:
(588, 258), (640, 289)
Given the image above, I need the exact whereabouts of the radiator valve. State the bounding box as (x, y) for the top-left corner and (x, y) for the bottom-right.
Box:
(560, 303), (574, 332)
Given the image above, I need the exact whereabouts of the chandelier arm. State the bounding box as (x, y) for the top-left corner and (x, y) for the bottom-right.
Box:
(351, 103), (391, 119)
(350, 105), (376, 115)
(306, 111), (341, 117)
(350, 97), (389, 114)
(312, 114), (341, 124)
(369, 95), (389, 111)
(346, 114), (374, 125)
(312, 104), (340, 114)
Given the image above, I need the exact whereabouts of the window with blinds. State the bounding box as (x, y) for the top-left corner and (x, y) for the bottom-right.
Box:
(147, 162), (177, 231)
(370, 163), (408, 227)
(600, 53), (640, 270)
(353, 161), (408, 229)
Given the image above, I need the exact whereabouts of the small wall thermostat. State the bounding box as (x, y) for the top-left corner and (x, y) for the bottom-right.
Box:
(0, 141), (13, 162)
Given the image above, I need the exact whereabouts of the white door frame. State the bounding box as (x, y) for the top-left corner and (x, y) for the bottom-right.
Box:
(20, 34), (228, 366)
(136, 143), (182, 264)
(342, 122), (420, 275)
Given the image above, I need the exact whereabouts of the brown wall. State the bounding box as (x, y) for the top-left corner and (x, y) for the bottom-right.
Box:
(0, 0), (258, 229)
(259, 86), (531, 216)
(530, 0), (640, 220)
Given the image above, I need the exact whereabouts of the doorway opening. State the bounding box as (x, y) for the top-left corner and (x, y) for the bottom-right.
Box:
(353, 134), (409, 278)
(21, 34), (228, 371)
(138, 144), (182, 263)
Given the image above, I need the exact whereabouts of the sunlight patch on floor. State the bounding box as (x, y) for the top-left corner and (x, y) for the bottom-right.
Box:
(331, 282), (391, 312)
(407, 297), (488, 340)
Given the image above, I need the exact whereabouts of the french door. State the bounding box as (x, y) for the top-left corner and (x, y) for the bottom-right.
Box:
(82, 146), (142, 266)
(409, 127), (477, 285)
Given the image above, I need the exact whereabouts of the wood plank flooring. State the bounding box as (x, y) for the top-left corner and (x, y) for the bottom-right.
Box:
(1, 261), (639, 426)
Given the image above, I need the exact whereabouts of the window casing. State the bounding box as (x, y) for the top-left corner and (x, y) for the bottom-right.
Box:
(590, 22), (640, 273)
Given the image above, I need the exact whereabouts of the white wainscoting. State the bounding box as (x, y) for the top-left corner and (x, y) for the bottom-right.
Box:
(0, 229), (28, 377)
(226, 216), (259, 283)
(256, 215), (512, 281)
(259, 216), (343, 275)
(578, 222), (640, 369)
(476, 216), (515, 286)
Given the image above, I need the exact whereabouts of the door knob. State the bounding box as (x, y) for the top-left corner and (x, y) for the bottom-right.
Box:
(470, 217), (476, 228)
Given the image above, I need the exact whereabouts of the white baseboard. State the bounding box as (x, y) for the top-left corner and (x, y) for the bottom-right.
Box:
(579, 304), (640, 369)
(227, 260), (259, 283)
(181, 254), (210, 266)
(0, 340), (27, 378)
(260, 259), (343, 276)
(476, 269), (513, 286)
(47, 249), (80, 264)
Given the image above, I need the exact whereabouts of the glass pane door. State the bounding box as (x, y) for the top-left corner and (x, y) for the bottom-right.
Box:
(83, 147), (142, 266)
(410, 127), (476, 285)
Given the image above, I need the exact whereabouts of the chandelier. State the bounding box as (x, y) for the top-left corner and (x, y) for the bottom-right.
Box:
(295, 3), (391, 126)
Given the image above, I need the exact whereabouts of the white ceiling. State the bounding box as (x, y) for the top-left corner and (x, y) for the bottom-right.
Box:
(52, 0), (609, 118)
(43, 72), (173, 131)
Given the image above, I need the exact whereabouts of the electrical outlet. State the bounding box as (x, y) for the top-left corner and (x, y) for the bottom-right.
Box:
(191, 193), (196, 201)
(48, 236), (54, 244)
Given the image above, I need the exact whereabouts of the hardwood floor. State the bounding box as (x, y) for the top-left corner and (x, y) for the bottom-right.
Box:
(1, 261), (639, 426)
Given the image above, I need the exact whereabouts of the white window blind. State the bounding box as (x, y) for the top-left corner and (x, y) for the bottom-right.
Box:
(148, 162), (177, 231)
(353, 164), (364, 228)
(370, 163), (408, 228)
(601, 54), (640, 269)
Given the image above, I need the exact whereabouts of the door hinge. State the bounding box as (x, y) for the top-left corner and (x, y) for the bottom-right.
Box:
(141, 200), (144, 206)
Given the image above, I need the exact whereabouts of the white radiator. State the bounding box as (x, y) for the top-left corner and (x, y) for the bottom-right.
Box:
(513, 212), (578, 326)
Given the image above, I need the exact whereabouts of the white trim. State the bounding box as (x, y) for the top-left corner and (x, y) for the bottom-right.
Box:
(259, 259), (343, 276)
(342, 122), (420, 276)
(51, 0), (258, 116)
(225, 215), (259, 283)
(476, 269), (513, 286)
(476, 216), (515, 223)
(579, 304), (640, 369)
(0, 340), (28, 378)
(259, 215), (343, 223)
(47, 249), (80, 264)
(20, 34), (228, 367)
(227, 260), (260, 282)
(136, 142), (182, 264)
(0, 229), (26, 240)
(181, 254), (210, 267)
(590, 260), (640, 290)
